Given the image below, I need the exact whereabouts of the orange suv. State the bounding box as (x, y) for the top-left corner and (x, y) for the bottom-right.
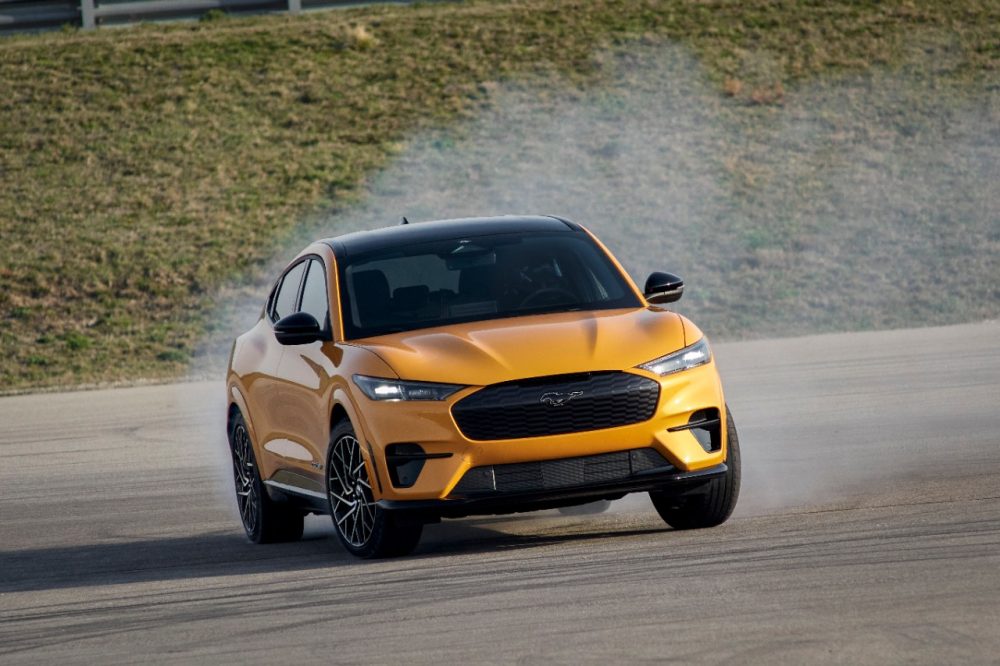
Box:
(226, 216), (740, 557)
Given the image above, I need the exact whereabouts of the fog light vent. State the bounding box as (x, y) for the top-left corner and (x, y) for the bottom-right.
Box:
(667, 408), (721, 452)
(386, 444), (424, 488)
(385, 444), (453, 488)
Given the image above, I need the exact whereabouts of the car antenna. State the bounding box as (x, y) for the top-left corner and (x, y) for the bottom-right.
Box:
(399, 216), (410, 225)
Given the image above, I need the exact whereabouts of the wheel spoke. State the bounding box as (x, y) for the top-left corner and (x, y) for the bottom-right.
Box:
(335, 502), (358, 525)
(329, 491), (353, 506)
(332, 445), (350, 489)
(335, 443), (350, 473)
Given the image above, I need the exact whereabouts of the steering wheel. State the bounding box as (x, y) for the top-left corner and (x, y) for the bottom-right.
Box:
(519, 287), (577, 309)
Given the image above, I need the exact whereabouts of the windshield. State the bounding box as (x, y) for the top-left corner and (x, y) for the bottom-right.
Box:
(338, 231), (641, 339)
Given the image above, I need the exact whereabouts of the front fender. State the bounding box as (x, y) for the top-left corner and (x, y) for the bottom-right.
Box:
(330, 384), (390, 500)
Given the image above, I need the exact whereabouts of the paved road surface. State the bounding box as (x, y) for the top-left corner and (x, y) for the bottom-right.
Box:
(1, 322), (998, 663)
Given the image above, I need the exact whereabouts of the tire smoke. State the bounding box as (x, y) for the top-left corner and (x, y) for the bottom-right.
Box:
(200, 41), (999, 517)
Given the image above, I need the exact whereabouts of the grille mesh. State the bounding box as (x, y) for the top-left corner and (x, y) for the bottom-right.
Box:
(451, 371), (660, 440)
(452, 448), (673, 495)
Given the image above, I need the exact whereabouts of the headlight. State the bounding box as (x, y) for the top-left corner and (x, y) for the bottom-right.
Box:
(638, 337), (712, 376)
(352, 375), (464, 401)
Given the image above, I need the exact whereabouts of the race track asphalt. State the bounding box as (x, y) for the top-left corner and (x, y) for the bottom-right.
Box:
(1, 321), (998, 664)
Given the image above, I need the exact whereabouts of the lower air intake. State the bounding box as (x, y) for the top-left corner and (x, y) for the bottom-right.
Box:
(451, 448), (673, 496)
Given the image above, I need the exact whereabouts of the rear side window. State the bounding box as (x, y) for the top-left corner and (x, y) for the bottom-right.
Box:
(299, 259), (330, 328)
(272, 261), (306, 321)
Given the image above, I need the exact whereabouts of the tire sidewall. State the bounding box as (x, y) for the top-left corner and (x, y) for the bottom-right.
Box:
(723, 405), (741, 507)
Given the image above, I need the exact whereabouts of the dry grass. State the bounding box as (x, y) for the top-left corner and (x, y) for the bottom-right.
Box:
(1, 0), (998, 389)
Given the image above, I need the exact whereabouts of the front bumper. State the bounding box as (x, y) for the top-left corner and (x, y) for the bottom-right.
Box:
(379, 457), (728, 519)
(354, 360), (728, 503)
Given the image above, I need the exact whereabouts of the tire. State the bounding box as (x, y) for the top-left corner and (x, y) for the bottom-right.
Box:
(650, 405), (741, 530)
(228, 412), (305, 544)
(558, 500), (612, 516)
(326, 420), (422, 558)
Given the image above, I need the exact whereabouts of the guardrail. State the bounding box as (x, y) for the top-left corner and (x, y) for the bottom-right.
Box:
(0, 0), (388, 34)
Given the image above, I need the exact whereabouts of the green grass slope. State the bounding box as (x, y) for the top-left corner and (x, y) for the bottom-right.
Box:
(1, 0), (997, 390)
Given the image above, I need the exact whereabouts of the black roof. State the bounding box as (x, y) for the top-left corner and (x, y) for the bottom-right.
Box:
(322, 215), (580, 258)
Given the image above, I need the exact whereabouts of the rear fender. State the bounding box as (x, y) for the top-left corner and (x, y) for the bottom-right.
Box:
(228, 383), (257, 450)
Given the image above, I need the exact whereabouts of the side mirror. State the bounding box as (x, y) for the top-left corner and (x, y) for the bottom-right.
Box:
(274, 312), (324, 345)
(644, 272), (684, 304)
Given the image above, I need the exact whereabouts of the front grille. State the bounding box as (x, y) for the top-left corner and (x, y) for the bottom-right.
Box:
(451, 448), (673, 495)
(451, 371), (660, 440)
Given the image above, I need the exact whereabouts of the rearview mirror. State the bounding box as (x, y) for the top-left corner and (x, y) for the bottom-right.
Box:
(274, 312), (324, 345)
(644, 272), (684, 304)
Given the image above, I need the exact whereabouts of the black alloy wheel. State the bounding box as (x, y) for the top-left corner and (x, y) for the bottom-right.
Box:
(327, 420), (423, 558)
(228, 412), (304, 544)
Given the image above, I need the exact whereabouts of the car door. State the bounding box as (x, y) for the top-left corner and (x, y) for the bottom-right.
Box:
(242, 259), (307, 482)
(269, 256), (339, 492)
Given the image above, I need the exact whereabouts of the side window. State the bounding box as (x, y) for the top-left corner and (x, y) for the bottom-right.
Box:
(272, 261), (307, 321)
(299, 259), (330, 328)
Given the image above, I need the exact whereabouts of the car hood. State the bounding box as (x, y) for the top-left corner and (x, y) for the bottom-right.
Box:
(353, 307), (689, 386)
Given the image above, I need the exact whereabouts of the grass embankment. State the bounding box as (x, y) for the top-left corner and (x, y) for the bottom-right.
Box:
(1, 1), (998, 390)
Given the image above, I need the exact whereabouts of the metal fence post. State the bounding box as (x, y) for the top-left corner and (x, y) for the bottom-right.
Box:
(288, 0), (301, 14)
(80, 0), (96, 29)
